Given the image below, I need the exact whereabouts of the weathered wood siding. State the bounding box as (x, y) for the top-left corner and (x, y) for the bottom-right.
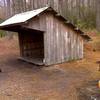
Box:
(22, 12), (84, 65)
(23, 13), (47, 31)
(44, 13), (84, 65)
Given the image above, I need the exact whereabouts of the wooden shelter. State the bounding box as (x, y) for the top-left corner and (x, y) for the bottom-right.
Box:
(0, 7), (91, 66)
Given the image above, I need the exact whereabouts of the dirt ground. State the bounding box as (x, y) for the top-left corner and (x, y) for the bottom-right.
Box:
(0, 35), (100, 100)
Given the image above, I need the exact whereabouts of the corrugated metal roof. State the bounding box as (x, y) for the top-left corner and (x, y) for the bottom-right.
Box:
(0, 6), (49, 26)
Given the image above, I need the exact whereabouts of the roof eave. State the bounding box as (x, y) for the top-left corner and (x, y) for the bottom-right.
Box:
(0, 22), (26, 30)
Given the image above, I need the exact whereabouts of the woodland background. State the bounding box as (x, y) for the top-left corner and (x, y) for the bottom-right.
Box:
(0, 0), (100, 37)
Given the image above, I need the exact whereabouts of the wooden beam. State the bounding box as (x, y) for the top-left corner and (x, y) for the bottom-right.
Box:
(55, 13), (61, 17)
(18, 57), (44, 66)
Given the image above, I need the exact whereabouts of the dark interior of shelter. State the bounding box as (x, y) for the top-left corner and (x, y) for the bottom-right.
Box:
(18, 29), (44, 65)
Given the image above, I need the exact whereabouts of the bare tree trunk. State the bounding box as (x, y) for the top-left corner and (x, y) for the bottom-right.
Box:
(6, 0), (11, 18)
(96, 0), (100, 31)
(6, 0), (13, 39)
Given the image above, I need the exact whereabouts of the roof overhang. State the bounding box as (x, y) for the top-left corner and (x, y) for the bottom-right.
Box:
(0, 24), (44, 34)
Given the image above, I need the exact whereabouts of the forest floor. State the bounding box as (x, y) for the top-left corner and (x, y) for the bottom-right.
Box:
(0, 33), (99, 100)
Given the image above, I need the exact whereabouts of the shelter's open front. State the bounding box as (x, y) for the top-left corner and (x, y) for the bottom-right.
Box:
(18, 29), (44, 65)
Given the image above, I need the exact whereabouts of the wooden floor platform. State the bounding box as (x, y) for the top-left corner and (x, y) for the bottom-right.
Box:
(18, 57), (44, 66)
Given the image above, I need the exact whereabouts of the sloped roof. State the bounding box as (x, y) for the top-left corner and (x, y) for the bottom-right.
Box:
(0, 7), (48, 27)
(0, 6), (91, 40)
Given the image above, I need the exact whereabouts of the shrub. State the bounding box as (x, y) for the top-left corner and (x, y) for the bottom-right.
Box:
(0, 30), (6, 37)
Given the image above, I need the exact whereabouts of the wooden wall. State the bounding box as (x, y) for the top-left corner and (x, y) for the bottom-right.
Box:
(44, 13), (84, 65)
(23, 13), (47, 31)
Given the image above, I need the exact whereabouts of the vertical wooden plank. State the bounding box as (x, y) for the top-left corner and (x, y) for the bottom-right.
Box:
(76, 33), (78, 59)
(77, 34), (81, 59)
(49, 14), (55, 64)
(67, 28), (70, 61)
(80, 37), (84, 59)
(44, 31), (48, 65)
(64, 27), (69, 61)
(45, 13), (51, 65)
(18, 32), (22, 57)
(73, 31), (76, 60)
(55, 17), (60, 63)
(74, 31), (77, 60)
(60, 22), (63, 62)
(79, 36), (81, 59)
(63, 25), (66, 61)
(58, 19), (62, 63)
(53, 15), (56, 64)
(69, 29), (72, 61)
(61, 22), (65, 62)
(70, 29), (73, 60)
